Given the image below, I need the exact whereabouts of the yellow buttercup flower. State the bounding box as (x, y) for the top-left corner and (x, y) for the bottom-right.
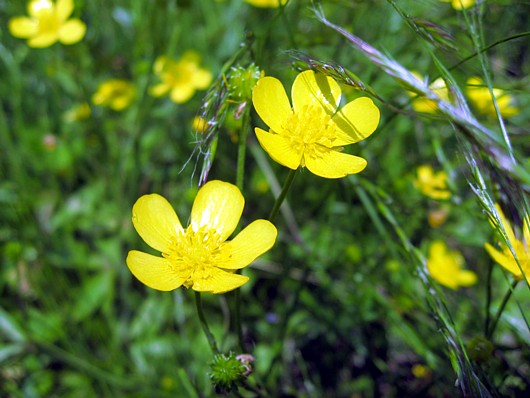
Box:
(466, 77), (519, 118)
(413, 165), (451, 200)
(484, 204), (529, 283)
(409, 72), (450, 114)
(150, 52), (212, 104)
(427, 240), (477, 289)
(92, 79), (135, 111)
(126, 180), (277, 294)
(252, 70), (380, 179)
(245, 0), (288, 8)
(8, 0), (86, 48)
(439, 0), (475, 10)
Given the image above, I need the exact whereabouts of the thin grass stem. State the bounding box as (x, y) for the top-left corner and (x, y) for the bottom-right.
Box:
(194, 291), (219, 354)
(268, 168), (297, 223)
(487, 279), (519, 340)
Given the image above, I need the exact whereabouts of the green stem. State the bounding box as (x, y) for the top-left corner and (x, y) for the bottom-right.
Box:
(487, 279), (519, 340)
(484, 261), (494, 337)
(268, 169), (297, 222)
(194, 291), (219, 353)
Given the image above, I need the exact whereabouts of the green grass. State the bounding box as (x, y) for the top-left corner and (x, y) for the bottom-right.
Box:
(1, 0), (529, 396)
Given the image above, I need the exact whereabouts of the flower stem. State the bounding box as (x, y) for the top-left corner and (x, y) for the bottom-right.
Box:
(194, 291), (219, 354)
(486, 279), (519, 340)
(268, 168), (297, 222)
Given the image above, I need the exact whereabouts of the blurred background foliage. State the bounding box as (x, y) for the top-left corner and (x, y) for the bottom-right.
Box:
(1, 0), (529, 396)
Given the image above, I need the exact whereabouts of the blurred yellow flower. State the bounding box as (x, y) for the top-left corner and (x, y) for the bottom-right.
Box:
(427, 240), (477, 289)
(150, 52), (212, 103)
(9, 0), (86, 48)
(439, 0), (475, 10)
(252, 70), (380, 179)
(192, 116), (208, 134)
(409, 72), (450, 114)
(466, 77), (519, 118)
(414, 165), (451, 200)
(92, 79), (135, 111)
(126, 180), (277, 294)
(245, 0), (288, 7)
(485, 204), (529, 283)
(63, 102), (91, 122)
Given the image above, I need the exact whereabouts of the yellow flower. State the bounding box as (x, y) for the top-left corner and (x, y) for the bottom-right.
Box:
(245, 0), (288, 8)
(63, 102), (91, 122)
(150, 52), (212, 103)
(484, 204), (529, 283)
(427, 240), (477, 289)
(413, 165), (451, 200)
(466, 77), (519, 118)
(439, 0), (475, 10)
(126, 180), (277, 294)
(252, 70), (380, 179)
(192, 116), (208, 134)
(409, 72), (450, 114)
(8, 0), (86, 48)
(92, 79), (135, 111)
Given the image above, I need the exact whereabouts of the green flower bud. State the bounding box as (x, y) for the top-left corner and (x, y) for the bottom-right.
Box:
(208, 352), (250, 393)
(228, 64), (263, 102)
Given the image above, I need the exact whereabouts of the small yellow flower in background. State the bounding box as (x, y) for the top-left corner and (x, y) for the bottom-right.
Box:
(150, 52), (212, 104)
(427, 240), (478, 289)
(192, 116), (208, 134)
(412, 364), (431, 379)
(428, 206), (450, 228)
(252, 70), (380, 179)
(409, 72), (450, 114)
(63, 102), (91, 123)
(439, 0), (475, 10)
(466, 77), (519, 118)
(484, 204), (529, 283)
(414, 165), (451, 200)
(245, 0), (288, 8)
(92, 79), (135, 111)
(126, 180), (277, 294)
(9, 0), (86, 48)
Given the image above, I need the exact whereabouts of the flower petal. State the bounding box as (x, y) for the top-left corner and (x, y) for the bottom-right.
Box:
(332, 97), (380, 144)
(457, 270), (478, 287)
(28, 0), (53, 17)
(132, 194), (183, 253)
(484, 243), (521, 278)
(494, 204), (517, 247)
(255, 127), (302, 170)
(8, 17), (38, 38)
(28, 33), (58, 48)
(56, 0), (74, 22)
(190, 181), (244, 241)
(170, 85), (195, 103)
(292, 70), (340, 115)
(252, 76), (291, 133)
(304, 148), (367, 179)
(58, 19), (86, 44)
(126, 250), (187, 291)
(191, 68), (212, 89)
(192, 268), (249, 294)
(218, 220), (277, 270)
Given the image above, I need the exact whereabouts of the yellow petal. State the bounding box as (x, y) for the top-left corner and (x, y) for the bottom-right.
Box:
(192, 268), (249, 294)
(149, 83), (170, 97)
(218, 220), (277, 269)
(332, 97), (380, 144)
(484, 243), (521, 278)
(252, 76), (292, 133)
(494, 204), (517, 247)
(28, 0), (53, 17)
(58, 19), (86, 44)
(255, 127), (302, 170)
(304, 149), (367, 179)
(190, 181), (244, 241)
(191, 68), (212, 89)
(8, 17), (38, 38)
(56, 0), (74, 21)
(457, 270), (478, 287)
(28, 32), (58, 48)
(170, 85), (195, 103)
(126, 250), (187, 291)
(132, 194), (183, 253)
(291, 70), (340, 115)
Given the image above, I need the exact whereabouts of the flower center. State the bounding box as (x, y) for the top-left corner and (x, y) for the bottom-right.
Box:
(36, 8), (61, 35)
(280, 104), (338, 163)
(163, 227), (227, 288)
